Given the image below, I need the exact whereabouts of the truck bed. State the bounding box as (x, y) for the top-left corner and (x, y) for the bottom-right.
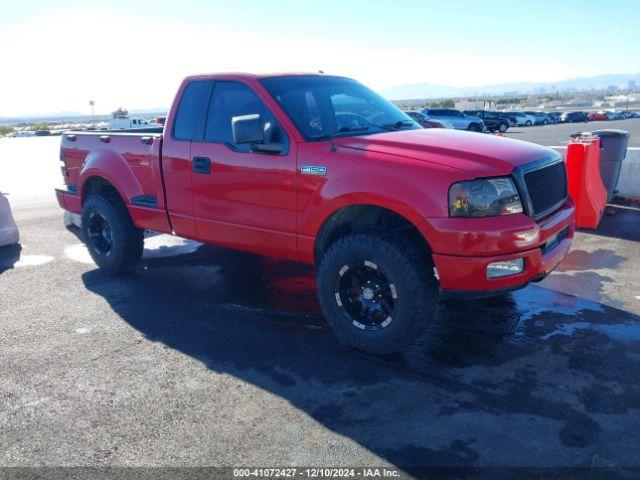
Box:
(92, 126), (164, 134)
(59, 129), (169, 232)
(61, 130), (163, 189)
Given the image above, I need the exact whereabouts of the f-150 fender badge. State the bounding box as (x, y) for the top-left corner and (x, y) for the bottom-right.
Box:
(301, 165), (327, 176)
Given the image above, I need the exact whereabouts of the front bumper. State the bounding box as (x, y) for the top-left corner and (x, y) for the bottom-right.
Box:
(429, 199), (575, 296)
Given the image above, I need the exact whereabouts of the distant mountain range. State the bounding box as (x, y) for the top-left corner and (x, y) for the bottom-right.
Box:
(2, 73), (639, 121)
(381, 73), (640, 100)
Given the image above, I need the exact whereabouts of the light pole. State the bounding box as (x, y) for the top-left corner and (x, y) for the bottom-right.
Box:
(89, 100), (95, 119)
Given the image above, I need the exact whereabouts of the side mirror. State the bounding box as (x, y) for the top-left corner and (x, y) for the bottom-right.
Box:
(232, 114), (264, 145)
(232, 114), (283, 154)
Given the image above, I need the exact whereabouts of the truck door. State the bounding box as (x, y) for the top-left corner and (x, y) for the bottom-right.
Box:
(189, 80), (297, 260)
(161, 80), (214, 239)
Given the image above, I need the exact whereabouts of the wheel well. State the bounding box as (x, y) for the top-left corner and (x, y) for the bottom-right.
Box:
(82, 176), (121, 204)
(314, 205), (431, 264)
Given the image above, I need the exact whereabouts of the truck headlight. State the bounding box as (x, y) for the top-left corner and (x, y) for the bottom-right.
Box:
(449, 177), (523, 217)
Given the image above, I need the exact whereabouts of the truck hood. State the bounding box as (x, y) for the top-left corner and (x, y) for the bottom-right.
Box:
(335, 128), (560, 177)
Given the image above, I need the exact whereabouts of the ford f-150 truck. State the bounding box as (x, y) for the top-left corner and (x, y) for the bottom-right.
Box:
(56, 73), (575, 354)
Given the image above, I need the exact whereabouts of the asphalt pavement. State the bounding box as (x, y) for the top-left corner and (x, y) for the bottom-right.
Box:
(1, 136), (640, 478)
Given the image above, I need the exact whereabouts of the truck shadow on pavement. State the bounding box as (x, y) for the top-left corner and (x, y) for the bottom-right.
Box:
(82, 243), (640, 475)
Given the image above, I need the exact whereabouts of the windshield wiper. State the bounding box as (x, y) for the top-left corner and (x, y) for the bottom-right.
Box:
(382, 120), (417, 130)
(312, 122), (404, 148)
(313, 125), (371, 143)
(340, 121), (415, 133)
(339, 125), (372, 133)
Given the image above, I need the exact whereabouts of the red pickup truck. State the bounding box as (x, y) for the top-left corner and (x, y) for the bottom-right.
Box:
(56, 73), (575, 354)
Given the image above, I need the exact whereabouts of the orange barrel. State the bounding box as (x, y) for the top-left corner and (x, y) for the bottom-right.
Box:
(565, 134), (606, 229)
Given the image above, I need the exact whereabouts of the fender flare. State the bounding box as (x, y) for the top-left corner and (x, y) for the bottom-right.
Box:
(78, 148), (143, 205)
(310, 193), (435, 262)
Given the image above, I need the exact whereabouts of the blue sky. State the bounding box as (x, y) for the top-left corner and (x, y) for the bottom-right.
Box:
(1, 0), (639, 116)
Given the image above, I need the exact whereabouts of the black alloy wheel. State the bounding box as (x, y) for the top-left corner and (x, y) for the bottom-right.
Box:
(335, 260), (397, 331)
(87, 212), (113, 256)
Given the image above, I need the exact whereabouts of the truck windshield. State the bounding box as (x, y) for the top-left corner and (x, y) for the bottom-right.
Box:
(260, 75), (420, 141)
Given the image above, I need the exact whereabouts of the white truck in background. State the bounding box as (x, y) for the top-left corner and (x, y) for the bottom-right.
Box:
(108, 116), (159, 130)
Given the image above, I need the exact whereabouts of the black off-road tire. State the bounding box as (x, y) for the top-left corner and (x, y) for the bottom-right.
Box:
(81, 193), (143, 273)
(317, 232), (438, 354)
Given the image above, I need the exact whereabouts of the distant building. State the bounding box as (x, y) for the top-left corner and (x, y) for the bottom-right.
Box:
(455, 100), (488, 110)
(629, 80), (637, 91)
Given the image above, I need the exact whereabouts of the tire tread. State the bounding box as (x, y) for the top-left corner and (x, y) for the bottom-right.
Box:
(82, 193), (143, 273)
(317, 232), (437, 354)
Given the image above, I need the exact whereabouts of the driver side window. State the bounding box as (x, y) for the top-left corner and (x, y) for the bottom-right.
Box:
(203, 81), (289, 153)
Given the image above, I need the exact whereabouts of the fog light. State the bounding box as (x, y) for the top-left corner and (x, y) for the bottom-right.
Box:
(487, 258), (524, 279)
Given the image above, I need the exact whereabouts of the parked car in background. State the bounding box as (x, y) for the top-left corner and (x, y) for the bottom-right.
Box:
(560, 111), (590, 123)
(108, 116), (160, 130)
(605, 111), (624, 120)
(500, 111), (534, 127)
(405, 111), (454, 129)
(588, 112), (609, 121)
(547, 112), (562, 124)
(463, 110), (510, 133)
(524, 111), (553, 125)
(9, 130), (35, 137)
(34, 130), (52, 136)
(421, 108), (484, 132)
(156, 116), (167, 125)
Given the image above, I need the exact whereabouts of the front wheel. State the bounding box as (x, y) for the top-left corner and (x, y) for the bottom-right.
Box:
(81, 193), (143, 273)
(468, 123), (482, 132)
(525, 120), (532, 126)
(317, 233), (438, 354)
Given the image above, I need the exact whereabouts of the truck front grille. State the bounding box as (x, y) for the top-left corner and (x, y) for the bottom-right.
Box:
(523, 161), (568, 218)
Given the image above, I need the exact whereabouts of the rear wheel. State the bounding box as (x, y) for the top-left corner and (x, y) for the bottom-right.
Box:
(81, 193), (143, 273)
(317, 233), (438, 354)
(525, 120), (532, 126)
(498, 122), (508, 132)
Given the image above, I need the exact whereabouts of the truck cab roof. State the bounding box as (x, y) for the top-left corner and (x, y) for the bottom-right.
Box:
(182, 72), (332, 82)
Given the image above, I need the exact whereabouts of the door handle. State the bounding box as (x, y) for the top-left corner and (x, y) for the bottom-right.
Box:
(192, 156), (211, 174)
